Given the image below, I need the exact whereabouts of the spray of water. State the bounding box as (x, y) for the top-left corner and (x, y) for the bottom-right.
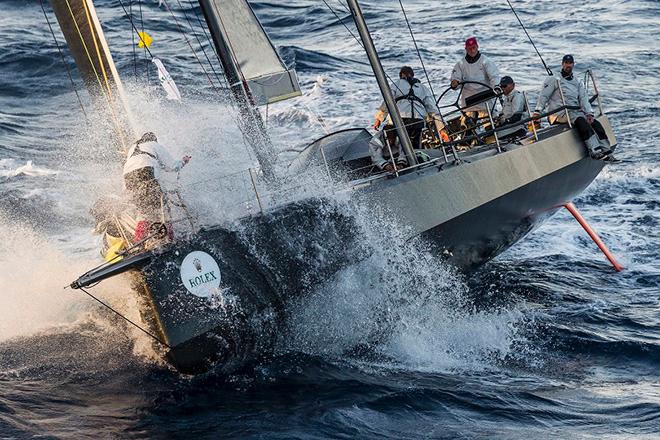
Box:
(1, 81), (533, 374)
(282, 198), (531, 373)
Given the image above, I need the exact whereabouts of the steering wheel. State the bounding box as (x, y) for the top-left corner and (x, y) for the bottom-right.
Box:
(436, 80), (501, 121)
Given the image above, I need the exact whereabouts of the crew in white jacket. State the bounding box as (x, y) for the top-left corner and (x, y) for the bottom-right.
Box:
(123, 132), (191, 219)
(450, 37), (500, 116)
(373, 66), (439, 159)
(495, 75), (527, 141)
(532, 54), (610, 158)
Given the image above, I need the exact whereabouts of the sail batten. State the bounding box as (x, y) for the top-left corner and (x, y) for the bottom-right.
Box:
(202, 0), (301, 105)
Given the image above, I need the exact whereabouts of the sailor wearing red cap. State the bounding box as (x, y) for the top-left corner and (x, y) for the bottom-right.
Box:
(450, 36), (501, 115)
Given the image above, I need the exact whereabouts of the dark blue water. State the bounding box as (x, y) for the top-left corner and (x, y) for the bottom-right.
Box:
(1, 0), (659, 438)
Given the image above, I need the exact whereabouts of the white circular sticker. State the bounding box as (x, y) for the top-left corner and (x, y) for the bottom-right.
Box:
(179, 251), (222, 298)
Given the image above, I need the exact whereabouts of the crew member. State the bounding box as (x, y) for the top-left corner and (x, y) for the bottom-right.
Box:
(373, 65), (439, 164)
(532, 55), (610, 158)
(369, 131), (408, 172)
(450, 37), (500, 118)
(123, 132), (191, 219)
(495, 75), (527, 141)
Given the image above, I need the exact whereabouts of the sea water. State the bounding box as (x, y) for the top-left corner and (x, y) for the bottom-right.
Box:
(0, 0), (658, 438)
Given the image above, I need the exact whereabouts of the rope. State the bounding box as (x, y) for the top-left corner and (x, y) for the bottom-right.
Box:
(62, 0), (109, 100)
(81, 0), (114, 100)
(397, 0), (438, 103)
(77, 286), (171, 348)
(39, 0), (88, 118)
(62, 0), (127, 143)
(506, 0), (553, 76)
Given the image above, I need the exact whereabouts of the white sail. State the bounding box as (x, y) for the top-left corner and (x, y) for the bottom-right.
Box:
(203, 0), (301, 105)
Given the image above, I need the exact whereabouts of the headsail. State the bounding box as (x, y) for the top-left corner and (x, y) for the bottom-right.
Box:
(199, 0), (301, 106)
(48, 0), (136, 148)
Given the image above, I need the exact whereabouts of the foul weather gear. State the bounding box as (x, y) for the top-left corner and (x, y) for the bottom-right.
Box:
(497, 89), (527, 139)
(375, 78), (438, 123)
(450, 52), (500, 112)
(534, 72), (593, 124)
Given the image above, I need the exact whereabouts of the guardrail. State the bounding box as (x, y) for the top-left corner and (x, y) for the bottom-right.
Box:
(160, 72), (606, 225)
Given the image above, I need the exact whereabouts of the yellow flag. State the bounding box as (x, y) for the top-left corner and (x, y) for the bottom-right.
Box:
(137, 31), (153, 49)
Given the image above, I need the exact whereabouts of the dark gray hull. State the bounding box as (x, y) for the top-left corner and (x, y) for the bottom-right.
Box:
(128, 118), (615, 373)
(131, 200), (368, 373)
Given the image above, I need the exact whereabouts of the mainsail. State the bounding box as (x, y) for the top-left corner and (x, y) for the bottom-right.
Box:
(199, 0), (301, 106)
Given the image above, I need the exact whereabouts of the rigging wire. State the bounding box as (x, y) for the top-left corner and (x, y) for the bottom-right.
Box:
(320, 0), (405, 95)
(396, 0), (438, 103)
(506, 0), (553, 76)
(172, 0), (227, 91)
(158, 0), (224, 94)
(39, 0), (88, 118)
(189, 0), (231, 92)
(136, 0), (150, 84)
(77, 286), (171, 348)
(130, 0), (138, 81)
(118, 0), (223, 94)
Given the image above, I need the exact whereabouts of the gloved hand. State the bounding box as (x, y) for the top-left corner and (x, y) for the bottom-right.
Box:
(440, 129), (450, 142)
(373, 119), (381, 130)
(182, 155), (192, 165)
(493, 85), (503, 95)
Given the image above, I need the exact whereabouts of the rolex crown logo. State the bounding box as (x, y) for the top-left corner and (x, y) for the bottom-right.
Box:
(193, 258), (202, 272)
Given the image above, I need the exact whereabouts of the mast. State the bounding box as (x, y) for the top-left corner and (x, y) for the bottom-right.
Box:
(198, 0), (278, 180)
(48, 0), (136, 151)
(346, 0), (417, 166)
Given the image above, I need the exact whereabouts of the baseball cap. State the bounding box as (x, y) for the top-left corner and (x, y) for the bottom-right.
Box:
(465, 37), (478, 48)
(499, 75), (514, 86)
(562, 54), (574, 63)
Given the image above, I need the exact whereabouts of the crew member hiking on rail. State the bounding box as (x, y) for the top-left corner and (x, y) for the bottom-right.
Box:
(533, 54), (612, 159)
(373, 66), (439, 160)
(123, 132), (191, 220)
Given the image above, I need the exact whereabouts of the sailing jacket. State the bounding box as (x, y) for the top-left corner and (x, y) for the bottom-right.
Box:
(375, 78), (438, 123)
(450, 52), (500, 111)
(497, 89), (526, 137)
(123, 141), (184, 181)
(369, 131), (406, 169)
(534, 73), (593, 124)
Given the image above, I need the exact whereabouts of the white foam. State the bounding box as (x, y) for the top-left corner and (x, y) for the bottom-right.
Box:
(283, 202), (529, 373)
(0, 159), (58, 179)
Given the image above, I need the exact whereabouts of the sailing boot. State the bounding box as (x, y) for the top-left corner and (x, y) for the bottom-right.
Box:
(598, 137), (613, 155)
(585, 134), (604, 159)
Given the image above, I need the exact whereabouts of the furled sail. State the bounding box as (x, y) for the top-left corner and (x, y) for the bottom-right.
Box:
(199, 0), (301, 106)
(48, 0), (136, 148)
